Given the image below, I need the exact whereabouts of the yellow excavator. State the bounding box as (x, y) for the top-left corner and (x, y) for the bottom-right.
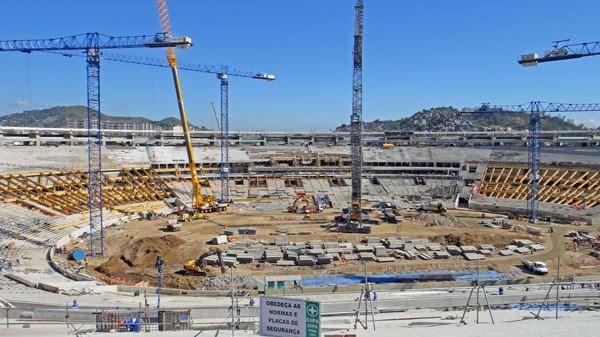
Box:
(156, 0), (229, 214)
(183, 247), (225, 275)
(287, 194), (316, 213)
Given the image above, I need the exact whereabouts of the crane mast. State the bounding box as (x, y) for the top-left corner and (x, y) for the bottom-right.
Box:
(156, 0), (205, 209)
(350, 0), (364, 223)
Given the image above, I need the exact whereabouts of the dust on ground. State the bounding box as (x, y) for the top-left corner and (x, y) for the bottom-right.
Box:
(67, 207), (599, 290)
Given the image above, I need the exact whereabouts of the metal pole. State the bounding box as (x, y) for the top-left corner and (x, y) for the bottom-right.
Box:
(476, 260), (480, 324)
(556, 256), (561, 319)
(231, 266), (235, 336)
(364, 260), (368, 329)
(157, 270), (161, 308)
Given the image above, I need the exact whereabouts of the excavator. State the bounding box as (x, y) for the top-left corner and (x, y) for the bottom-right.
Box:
(287, 194), (317, 213)
(183, 247), (225, 276)
(156, 0), (229, 214)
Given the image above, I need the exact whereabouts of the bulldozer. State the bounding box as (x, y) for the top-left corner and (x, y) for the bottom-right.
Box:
(183, 247), (225, 276)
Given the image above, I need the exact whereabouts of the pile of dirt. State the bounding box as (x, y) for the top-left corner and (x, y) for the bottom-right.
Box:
(429, 233), (514, 248)
(95, 256), (129, 275)
(122, 235), (186, 267)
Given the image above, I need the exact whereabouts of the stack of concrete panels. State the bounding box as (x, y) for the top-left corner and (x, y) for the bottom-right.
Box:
(498, 249), (515, 256)
(359, 252), (376, 261)
(325, 248), (343, 255)
(224, 228), (238, 236)
(323, 242), (339, 249)
(374, 246), (387, 257)
(355, 245), (374, 253)
(398, 250), (416, 260)
(479, 244), (495, 252)
(529, 244), (546, 252)
(317, 254), (334, 264)
(298, 255), (316, 266)
(277, 227), (289, 233)
(225, 249), (245, 257)
(403, 243), (415, 251)
(222, 256), (238, 267)
(417, 252), (432, 260)
(426, 243), (442, 251)
(414, 243), (427, 251)
(460, 246), (477, 254)
(433, 251), (450, 259)
(247, 246), (265, 260)
(308, 240), (323, 249)
(274, 237), (289, 246)
(294, 242), (307, 249)
(342, 253), (358, 260)
(286, 252), (299, 262)
(377, 256), (395, 263)
(365, 237), (381, 245)
(236, 254), (254, 263)
(411, 238), (429, 244)
(277, 260), (295, 266)
(233, 241), (247, 249)
(446, 246), (461, 255)
(306, 248), (325, 256)
(515, 247), (531, 254)
(463, 253), (485, 260)
(385, 239), (404, 249)
(513, 239), (533, 248)
(479, 249), (492, 257)
(506, 245), (518, 251)
(264, 250), (284, 263)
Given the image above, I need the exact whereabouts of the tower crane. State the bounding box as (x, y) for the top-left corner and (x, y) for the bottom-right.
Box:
(475, 101), (600, 221)
(519, 39), (600, 66)
(340, 0), (370, 233)
(0, 32), (191, 257)
(54, 49), (275, 203)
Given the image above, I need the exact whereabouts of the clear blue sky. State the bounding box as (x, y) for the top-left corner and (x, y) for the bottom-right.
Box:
(1, 0), (600, 131)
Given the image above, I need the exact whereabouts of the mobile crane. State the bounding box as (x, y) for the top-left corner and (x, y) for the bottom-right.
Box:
(156, 0), (227, 213)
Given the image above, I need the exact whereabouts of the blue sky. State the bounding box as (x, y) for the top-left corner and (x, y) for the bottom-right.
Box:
(1, 0), (600, 131)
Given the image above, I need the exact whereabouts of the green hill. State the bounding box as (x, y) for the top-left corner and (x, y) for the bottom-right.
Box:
(336, 106), (586, 132)
(0, 106), (208, 130)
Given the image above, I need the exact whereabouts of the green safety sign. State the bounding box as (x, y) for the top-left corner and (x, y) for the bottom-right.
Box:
(305, 301), (320, 337)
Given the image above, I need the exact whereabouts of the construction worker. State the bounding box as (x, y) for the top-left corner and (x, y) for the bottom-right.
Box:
(373, 292), (378, 301)
(499, 286), (504, 295)
(124, 317), (141, 332)
(249, 298), (255, 306)
(72, 299), (79, 308)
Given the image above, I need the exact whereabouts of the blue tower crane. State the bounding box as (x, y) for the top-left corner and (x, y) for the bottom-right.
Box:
(52, 51), (274, 204)
(475, 101), (600, 221)
(0, 33), (192, 257)
(519, 39), (600, 66)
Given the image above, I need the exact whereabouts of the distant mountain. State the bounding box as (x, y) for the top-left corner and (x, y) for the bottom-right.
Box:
(0, 106), (208, 130)
(336, 106), (586, 132)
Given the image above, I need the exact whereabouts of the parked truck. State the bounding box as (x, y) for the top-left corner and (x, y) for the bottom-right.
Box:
(521, 260), (549, 275)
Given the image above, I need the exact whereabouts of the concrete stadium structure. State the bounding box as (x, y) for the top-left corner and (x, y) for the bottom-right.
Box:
(2, 126), (600, 147)
(1, 136), (600, 334)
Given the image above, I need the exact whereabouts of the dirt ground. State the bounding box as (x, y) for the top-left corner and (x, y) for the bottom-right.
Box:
(70, 207), (600, 290)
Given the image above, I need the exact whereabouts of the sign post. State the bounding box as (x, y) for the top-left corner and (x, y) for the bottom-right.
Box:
(260, 296), (320, 337)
